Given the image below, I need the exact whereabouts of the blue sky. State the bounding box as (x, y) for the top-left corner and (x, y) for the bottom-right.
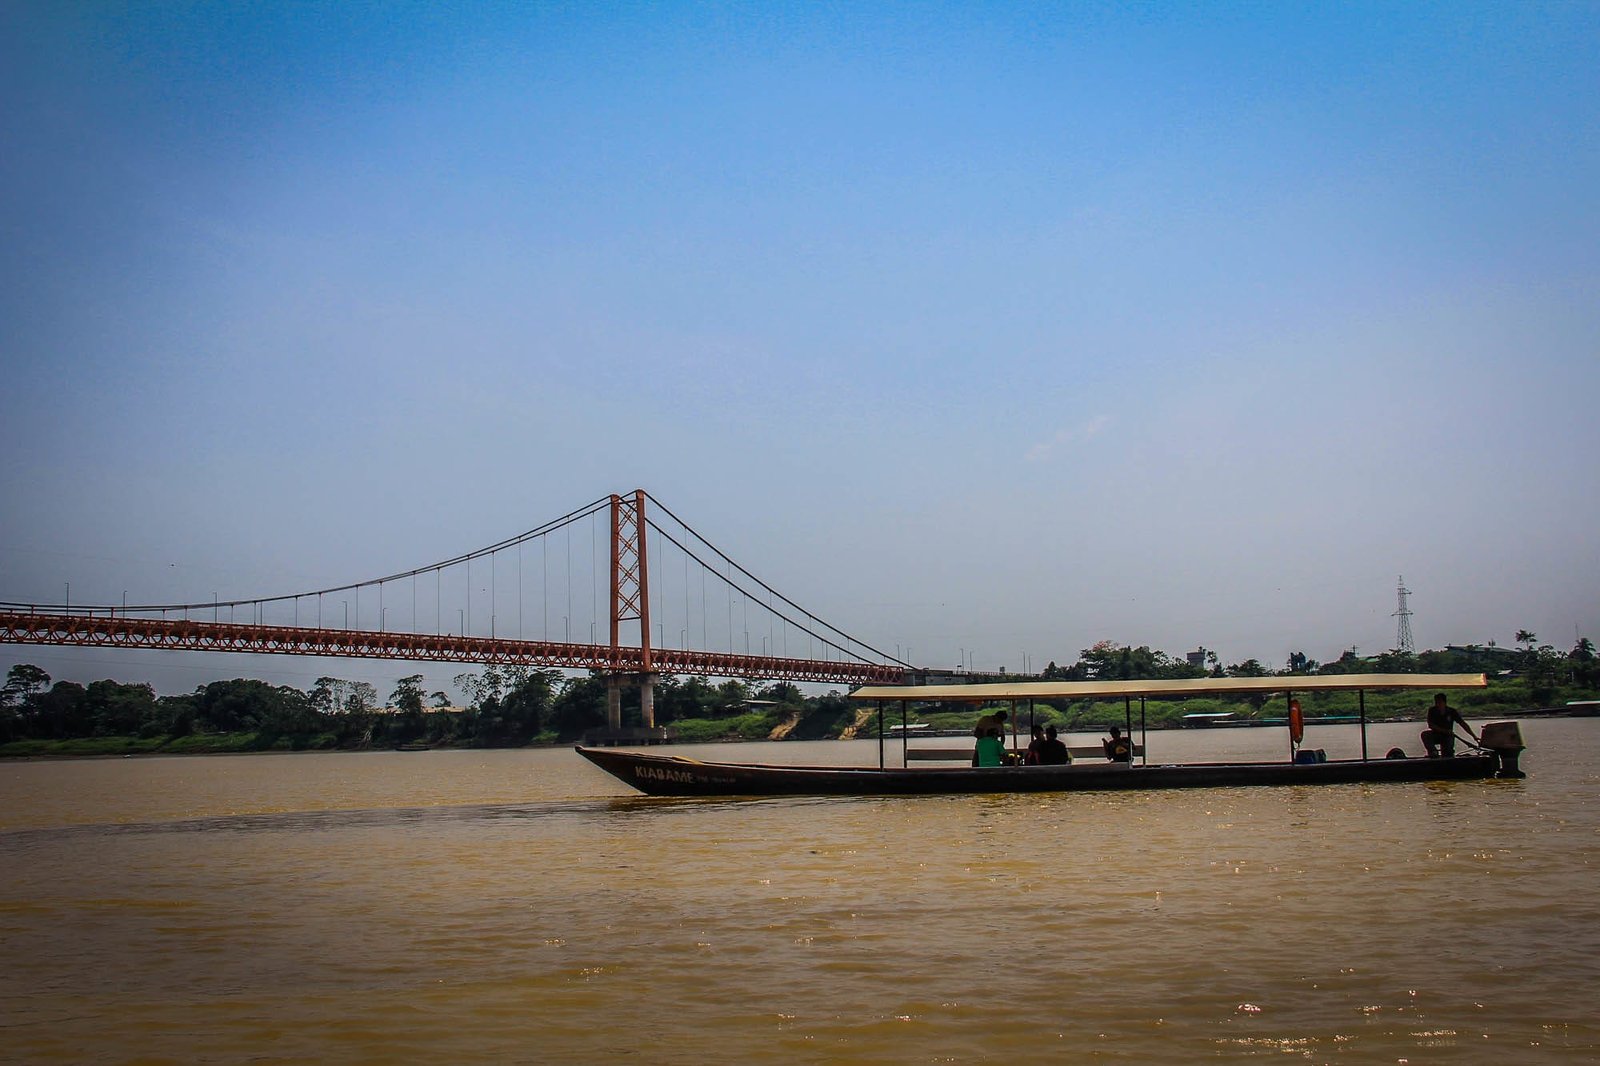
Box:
(2, 2), (1596, 696)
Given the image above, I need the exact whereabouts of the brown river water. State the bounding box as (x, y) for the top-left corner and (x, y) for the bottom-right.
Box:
(2, 718), (1598, 1063)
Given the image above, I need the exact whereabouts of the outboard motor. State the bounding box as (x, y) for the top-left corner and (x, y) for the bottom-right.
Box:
(1478, 721), (1526, 778)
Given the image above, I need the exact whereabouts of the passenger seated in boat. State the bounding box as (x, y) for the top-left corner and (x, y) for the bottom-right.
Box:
(1103, 725), (1133, 763)
(1421, 693), (1478, 758)
(1025, 725), (1046, 764)
(1037, 725), (1071, 765)
(974, 731), (1008, 768)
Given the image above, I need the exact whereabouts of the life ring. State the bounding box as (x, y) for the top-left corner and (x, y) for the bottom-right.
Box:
(1288, 699), (1304, 745)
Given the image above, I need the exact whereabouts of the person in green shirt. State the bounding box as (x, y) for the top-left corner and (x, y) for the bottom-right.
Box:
(974, 731), (1008, 767)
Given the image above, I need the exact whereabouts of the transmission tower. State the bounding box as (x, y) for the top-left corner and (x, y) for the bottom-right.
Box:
(1392, 575), (1415, 654)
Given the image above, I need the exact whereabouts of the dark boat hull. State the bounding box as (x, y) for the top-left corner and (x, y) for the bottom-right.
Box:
(575, 746), (1505, 798)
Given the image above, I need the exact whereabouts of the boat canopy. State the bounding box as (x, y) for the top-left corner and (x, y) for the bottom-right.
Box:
(850, 673), (1486, 703)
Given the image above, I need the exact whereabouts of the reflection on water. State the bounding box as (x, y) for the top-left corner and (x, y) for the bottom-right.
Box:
(2, 720), (1598, 1062)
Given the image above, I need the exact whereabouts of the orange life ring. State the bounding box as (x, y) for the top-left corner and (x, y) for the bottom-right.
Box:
(1288, 699), (1304, 745)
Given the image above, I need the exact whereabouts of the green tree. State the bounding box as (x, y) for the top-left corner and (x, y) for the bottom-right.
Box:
(1, 664), (51, 741)
(152, 693), (198, 738)
(309, 676), (349, 715)
(495, 669), (558, 744)
(713, 679), (751, 715)
(85, 679), (157, 736)
(308, 678), (379, 745)
(1067, 642), (1205, 682)
(1372, 649), (1417, 673)
(549, 674), (607, 740)
(456, 667), (523, 710)
(1570, 637), (1598, 688)
(755, 681), (804, 706)
(340, 681), (381, 743)
(389, 674), (427, 743)
(654, 675), (720, 723)
(2, 664), (51, 706)
(343, 682), (378, 715)
(32, 681), (90, 738)
(390, 675), (427, 714)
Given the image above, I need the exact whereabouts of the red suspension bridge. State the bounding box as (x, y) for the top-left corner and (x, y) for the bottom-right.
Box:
(0, 491), (914, 727)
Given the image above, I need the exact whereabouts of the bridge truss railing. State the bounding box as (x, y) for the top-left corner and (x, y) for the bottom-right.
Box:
(0, 611), (906, 686)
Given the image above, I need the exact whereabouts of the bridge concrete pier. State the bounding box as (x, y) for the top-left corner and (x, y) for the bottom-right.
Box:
(606, 676), (622, 731)
(604, 673), (655, 730)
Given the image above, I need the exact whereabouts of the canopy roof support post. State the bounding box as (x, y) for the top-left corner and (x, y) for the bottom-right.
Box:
(901, 701), (909, 768)
(877, 701), (884, 770)
(1359, 690), (1368, 761)
(1123, 696), (1132, 752)
(1140, 696), (1147, 766)
(1010, 700), (1019, 754)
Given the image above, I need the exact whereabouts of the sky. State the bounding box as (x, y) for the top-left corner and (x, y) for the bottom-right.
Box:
(2, 1), (1597, 699)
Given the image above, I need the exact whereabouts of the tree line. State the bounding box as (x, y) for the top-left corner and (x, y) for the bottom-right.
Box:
(1040, 633), (1597, 698)
(1027, 634), (1597, 718)
(0, 663), (844, 750)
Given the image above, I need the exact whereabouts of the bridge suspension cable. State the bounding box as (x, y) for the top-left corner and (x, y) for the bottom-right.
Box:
(642, 493), (908, 669)
(0, 496), (611, 618)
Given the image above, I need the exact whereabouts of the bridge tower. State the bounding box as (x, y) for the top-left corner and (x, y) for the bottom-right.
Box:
(608, 490), (654, 729)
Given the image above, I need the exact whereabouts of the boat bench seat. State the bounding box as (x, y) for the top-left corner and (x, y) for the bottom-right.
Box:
(903, 744), (1143, 762)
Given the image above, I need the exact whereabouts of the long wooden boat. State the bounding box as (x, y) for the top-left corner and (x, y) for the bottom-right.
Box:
(577, 673), (1528, 798)
(576, 745), (1510, 797)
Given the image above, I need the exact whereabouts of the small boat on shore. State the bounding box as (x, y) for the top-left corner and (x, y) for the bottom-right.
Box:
(576, 673), (1527, 798)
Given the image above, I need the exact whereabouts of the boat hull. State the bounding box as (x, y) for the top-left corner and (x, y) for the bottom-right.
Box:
(575, 746), (1505, 798)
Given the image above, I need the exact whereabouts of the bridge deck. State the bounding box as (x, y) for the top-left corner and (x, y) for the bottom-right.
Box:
(0, 611), (904, 685)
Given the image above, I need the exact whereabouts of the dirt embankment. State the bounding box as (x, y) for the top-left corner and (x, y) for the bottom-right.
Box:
(835, 707), (878, 740)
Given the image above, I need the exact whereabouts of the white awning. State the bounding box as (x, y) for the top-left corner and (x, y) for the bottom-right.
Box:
(850, 673), (1486, 703)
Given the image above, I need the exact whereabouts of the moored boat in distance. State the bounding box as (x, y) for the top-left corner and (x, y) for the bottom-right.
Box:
(577, 674), (1528, 797)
